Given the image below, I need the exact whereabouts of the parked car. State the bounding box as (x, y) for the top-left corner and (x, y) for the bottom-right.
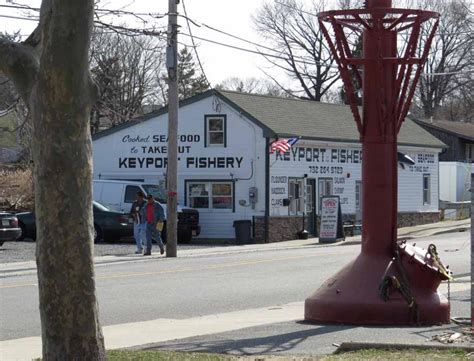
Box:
(93, 180), (200, 243)
(0, 212), (21, 246)
(16, 201), (133, 243)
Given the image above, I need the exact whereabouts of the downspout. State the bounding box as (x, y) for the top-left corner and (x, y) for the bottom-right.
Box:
(265, 137), (270, 243)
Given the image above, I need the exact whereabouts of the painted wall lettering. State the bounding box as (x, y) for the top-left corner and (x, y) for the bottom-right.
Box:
(186, 157), (243, 168)
(119, 157), (168, 169)
(122, 135), (150, 143)
(270, 175), (288, 215)
(271, 176), (287, 183)
(408, 153), (435, 172)
(115, 131), (247, 170)
(275, 146), (361, 164)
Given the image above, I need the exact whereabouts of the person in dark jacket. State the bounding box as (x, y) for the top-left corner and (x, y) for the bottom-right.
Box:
(144, 194), (165, 256)
(130, 191), (146, 254)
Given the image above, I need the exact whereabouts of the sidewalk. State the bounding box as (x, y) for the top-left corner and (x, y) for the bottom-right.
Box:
(0, 218), (470, 277)
(2, 291), (472, 360)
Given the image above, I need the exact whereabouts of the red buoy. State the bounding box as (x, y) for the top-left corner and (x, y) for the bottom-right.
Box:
(305, 0), (451, 325)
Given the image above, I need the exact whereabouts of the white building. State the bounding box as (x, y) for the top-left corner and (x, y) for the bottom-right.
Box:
(92, 90), (445, 242)
(439, 162), (473, 219)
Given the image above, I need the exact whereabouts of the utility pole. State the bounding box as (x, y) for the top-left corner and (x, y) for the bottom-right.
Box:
(471, 173), (473, 329)
(166, 0), (179, 257)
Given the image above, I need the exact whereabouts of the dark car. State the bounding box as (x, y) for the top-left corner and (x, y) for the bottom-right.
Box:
(0, 212), (21, 246)
(16, 201), (133, 243)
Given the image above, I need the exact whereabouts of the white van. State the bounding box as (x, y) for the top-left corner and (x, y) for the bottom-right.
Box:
(92, 180), (200, 242)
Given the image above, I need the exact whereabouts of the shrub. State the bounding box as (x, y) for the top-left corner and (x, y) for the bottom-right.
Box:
(0, 167), (34, 211)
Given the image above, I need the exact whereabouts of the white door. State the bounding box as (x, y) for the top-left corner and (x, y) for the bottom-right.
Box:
(317, 178), (333, 213)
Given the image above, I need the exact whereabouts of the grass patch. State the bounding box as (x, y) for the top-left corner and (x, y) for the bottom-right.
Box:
(107, 348), (472, 361)
(108, 350), (235, 361)
(326, 348), (471, 360)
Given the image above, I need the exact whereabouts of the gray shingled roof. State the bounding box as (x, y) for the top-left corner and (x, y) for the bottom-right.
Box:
(220, 90), (445, 148)
(93, 89), (445, 148)
(414, 118), (474, 142)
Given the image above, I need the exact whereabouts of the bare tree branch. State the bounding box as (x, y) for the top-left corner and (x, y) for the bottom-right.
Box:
(410, 0), (473, 120)
(254, 0), (340, 101)
(0, 39), (38, 105)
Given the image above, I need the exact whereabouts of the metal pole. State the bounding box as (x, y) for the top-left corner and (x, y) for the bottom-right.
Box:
(166, 0), (179, 257)
(360, 24), (398, 256)
(471, 173), (473, 328)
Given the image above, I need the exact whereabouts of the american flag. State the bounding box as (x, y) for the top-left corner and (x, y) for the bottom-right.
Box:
(270, 137), (299, 154)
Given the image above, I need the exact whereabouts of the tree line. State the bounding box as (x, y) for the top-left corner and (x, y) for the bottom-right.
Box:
(2, 0), (471, 143)
(82, 0), (474, 124)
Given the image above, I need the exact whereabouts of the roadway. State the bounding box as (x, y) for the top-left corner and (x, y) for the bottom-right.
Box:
(0, 232), (470, 345)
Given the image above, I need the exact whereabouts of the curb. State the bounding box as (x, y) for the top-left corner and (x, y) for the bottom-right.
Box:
(339, 226), (469, 246)
(335, 341), (474, 353)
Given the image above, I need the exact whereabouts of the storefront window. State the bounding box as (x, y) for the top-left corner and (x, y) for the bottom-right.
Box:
(423, 174), (431, 205)
(187, 181), (233, 210)
(188, 183), (210, 208)
(212, 183), (232, 209)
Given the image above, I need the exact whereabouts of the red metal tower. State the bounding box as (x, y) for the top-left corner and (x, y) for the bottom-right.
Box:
(305, 0), (452, 325)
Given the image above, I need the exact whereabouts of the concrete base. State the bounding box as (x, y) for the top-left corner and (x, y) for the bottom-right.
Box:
(304, 252), (450, 325)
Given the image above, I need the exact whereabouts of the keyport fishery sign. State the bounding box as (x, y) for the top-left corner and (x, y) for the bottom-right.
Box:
(117, 132), (244, 170)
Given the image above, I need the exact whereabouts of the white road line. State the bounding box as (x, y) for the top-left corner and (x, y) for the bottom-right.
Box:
(0, 302), (304, 361)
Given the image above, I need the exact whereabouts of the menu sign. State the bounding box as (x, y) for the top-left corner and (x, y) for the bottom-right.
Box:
(319, 196), (344, 243)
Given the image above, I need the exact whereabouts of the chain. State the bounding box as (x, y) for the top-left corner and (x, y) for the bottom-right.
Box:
(448, 278), (451, 304)
(428, 244), (453, 280)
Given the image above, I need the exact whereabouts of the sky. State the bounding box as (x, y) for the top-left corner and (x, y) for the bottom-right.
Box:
(0, 0), (285, 86)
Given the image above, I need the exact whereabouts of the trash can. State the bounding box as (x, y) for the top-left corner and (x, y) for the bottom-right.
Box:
(233, 220), (252, 245)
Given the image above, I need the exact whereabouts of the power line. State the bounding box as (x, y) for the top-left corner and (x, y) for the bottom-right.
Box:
(191, 20), (325, 65)
(0, 2), (325, 66)
(1, 5), (471, 78)
(0, 4), (168, 18)
(421, 69), (474, 76)
(2, 1), (472, 38)
(170, 6), (333, 65)
(0, 4), (39, 11)
(0, 7), (332, 68)
(3, 12), (466, 77)
(0, 14), (38, 21)
(178, 32), (339, 69)
(0, 2), (334, 67)
(197, 22), (296, 60)
(181, 0), (211, 87)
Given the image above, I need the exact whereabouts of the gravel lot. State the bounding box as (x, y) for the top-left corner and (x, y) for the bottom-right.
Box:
(0, 238), (231, 264)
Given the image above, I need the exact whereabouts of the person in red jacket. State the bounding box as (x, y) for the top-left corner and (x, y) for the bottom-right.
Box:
(144, 194), (165, 256)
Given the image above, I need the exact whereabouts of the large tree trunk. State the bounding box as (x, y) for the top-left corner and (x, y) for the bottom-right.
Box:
(1, 0), (106, 359)
(33, 1), (105, 359)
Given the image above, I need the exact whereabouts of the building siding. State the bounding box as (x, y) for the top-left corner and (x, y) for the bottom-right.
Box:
(417, 124), (469, 162)
(93, 96), (266, 239)
(269, 141), (439, 216)
(92, 93), (443, 240)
